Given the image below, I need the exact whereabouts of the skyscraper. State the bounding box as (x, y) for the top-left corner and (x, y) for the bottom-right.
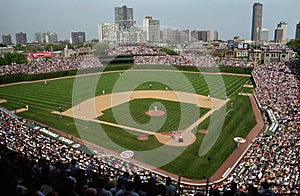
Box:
(45, 32), (58, 43)
(277, 21), (288, 43)
(33, 32), (58, 43)
(15, 32), (27, 44)
(251, 2), (263, 41)
(143, 16), (160, 42)
(98, 23), (119, 42)
(274, 28), (284, 43)
(114, 5), (134, 30)
(2, 34), (12, 45)
(33, 32), (46, 43)
(117, 27), (146, 43)
(296, 22), (300, 39)
(260, 28), (269, 42)
(169, 29), (189, 42)
(213, 31), (218, 41)
(71, 31), (86, 44)
(190, 30), (210, 42)
(162, 28), (174, 42)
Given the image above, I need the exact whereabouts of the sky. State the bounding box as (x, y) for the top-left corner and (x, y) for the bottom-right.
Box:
(1, 0), (299, 43)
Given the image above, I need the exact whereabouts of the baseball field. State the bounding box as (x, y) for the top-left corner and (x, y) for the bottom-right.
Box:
(0, 66), (256, 180)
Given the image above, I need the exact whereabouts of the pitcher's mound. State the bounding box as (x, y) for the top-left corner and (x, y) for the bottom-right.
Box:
(198, 130), (208, 134)
(145, 110), (165, 116)
(137, 135), (149, 141)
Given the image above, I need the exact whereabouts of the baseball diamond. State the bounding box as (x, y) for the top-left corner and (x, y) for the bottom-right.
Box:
(0, 68), (256, 181)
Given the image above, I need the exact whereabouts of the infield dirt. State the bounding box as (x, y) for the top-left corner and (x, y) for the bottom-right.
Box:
(53, 90), (229, 147)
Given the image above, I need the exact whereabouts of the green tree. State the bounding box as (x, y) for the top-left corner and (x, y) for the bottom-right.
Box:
(0, 52), (27, 65)
(24, 44), (43, 52)
(287, 39), (300, 51)
(13, 44), (43, 52)
(45, 43), (67, 51)
(13, 44), (25, 51)
(84, 42), (94, 48)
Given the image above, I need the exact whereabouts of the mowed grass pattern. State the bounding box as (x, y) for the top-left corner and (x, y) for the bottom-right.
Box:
(99, 98), (210, 133)
(0, 69), (255, 179)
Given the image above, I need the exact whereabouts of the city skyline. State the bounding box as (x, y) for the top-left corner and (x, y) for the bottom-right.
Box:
(1, 0), (300, 43)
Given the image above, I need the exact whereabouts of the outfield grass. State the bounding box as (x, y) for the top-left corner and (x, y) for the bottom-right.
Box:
(0, 68), (255, 179)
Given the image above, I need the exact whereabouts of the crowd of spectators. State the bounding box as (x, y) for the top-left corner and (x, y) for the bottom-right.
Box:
(185, 55), (218, 67)
(0, 46), (257, 77)
(261, 43), (289, 51)
(220, 60), (300, 194)
(218, 58), (254, 68)
(134, 55), (193, 66)
(0, 56), (102, 76)
(107, 46), (164, 56)
(0, 109), (178, 196)
(134, 54), (254, 67)
(0, 47), (299, 195)
(107, 46), (255, 67)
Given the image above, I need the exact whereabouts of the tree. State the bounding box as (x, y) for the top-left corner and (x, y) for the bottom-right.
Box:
(84, 42), (94, 48)
(0, 52), (27, 65)
(287, 39), (300, 51)
(45, 43), (67, 51)
(13, 44), (43, 52)
(13, 44), (25, 51)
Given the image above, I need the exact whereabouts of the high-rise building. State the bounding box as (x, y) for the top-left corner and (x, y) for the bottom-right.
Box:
(296, 22), (300, 39)
(98, 23), (119, 43)
(260, 28), (269, 42)
(179, 30), (190, 42)
(277, 21), (288, 43)
(251, 2), (263, 41)
(33, 32), (46, 43)
(45, 32), (58, 43)
(15, 32), (27, 44)
(274, 28), (284, 43)
(206, 31), (211, 42)
(2, 34), (12, 45)
(33, 32), (58, 43)
(171, 29), (189, 42)
(213, 31), (218, 41)
(117, 27), (146, 43)
(114, 5), (134, 30)
(71, 31), (86, 44)
(191, 30), (210, 42)
(191, 30), (198, 41)
(162, 28), (174, 42)
(143, 16), (160, 42)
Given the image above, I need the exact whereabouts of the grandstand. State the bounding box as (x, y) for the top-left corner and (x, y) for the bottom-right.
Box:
(0, 46), (299, 195)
